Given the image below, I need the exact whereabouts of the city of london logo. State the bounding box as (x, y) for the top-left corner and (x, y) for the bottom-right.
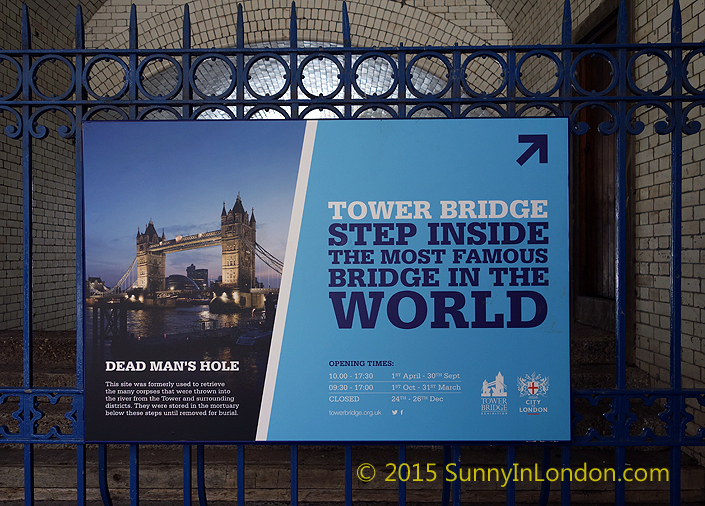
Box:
(517, 372), (549, 415)
(480, 372), (508, 415)
(518, 373), (549, 397)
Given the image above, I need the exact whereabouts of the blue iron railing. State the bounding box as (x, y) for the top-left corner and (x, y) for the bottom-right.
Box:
(1, 0), (705, 504)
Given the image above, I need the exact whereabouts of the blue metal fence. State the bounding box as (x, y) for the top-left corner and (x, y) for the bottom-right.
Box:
(1, 0), (704, 504)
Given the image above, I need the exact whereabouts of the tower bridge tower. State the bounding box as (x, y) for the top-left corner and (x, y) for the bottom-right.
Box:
(220, 195), (256, 291)
(136, 220), (166, 293)
(131, 196), (260, 307)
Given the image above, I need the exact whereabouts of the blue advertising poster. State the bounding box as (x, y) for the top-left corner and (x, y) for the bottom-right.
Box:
(260, 119), (569, 441)
(83, 118), (568, 442)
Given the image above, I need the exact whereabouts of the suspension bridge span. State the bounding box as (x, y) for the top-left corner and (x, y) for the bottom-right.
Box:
(107, 196), (283, 295)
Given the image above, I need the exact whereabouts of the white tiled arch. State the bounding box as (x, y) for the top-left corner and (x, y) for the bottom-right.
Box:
(85, 0), (512, 50)
(83, 0), (514, 106)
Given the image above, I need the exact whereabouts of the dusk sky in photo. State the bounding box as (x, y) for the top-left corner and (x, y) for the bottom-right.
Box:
(83, 120), (306, 288)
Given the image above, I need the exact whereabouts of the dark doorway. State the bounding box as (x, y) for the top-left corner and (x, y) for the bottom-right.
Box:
(573, 14), (624, 333)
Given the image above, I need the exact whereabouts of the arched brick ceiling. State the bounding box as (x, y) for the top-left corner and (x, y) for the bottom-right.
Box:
(77, 0), (515, 99)
(84, 0), (512, 50)
(483, 0), (527, 39)
(2, 1), (110, 49)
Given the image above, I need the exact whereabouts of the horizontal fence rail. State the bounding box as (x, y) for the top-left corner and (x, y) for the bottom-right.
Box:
(1, 0), (705, 504)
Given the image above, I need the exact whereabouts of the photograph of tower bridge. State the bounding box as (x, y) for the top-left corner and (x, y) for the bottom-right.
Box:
(83, 120), (307, 441)
(83, 120), (306, 348)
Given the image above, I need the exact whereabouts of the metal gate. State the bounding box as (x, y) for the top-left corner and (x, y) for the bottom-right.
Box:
(1, 0), (703, 504)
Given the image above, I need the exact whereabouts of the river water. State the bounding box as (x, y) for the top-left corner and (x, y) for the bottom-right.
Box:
(85, 303), (255, 338)
(124, 304), (248, 338)
(84, 304), (271, 366)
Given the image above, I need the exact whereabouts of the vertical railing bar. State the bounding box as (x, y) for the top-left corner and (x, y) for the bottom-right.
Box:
(615, 2), (629, 504)
(73, 21), (88, 506)
(73, 15), (88, 505)
(451, 46), (461, 118)
(21, 6), (34, 503)
(397, 45), (407, 118)
(615, 446), (625, 505)
(505, 446), (515, 506)
(289, 2), (299, 119)
(506, 49), (516, 118)
(24, 443), (34, 506)
(74, 2), (86, 397)
(98, 444), (114, 506)
(344, 445), (353, 506)
(670, 447), (681, 506)
(236, 4), (245, 120)
(129, 444), (139, 506)
(560, 0), (572, 118)
(441, 445), (451, 506)
(182, 4), (192, 120)
(237, 444), (245, 506)
(558, 3), (574, 497)
(561, 0), (572, 47)
(560, 445), (570, 506)
(74, 6), (86, 504)
(21, 0), (33, 392)
(670, 1), (684, 504)
(291, 445), (298, 506)
(342, 1), (351, 47)
(289, 2), (297, 50)
(77, 445), (87, 506)
(398, 444), (406, 506)
(669, 0), (684, 403)
(196, 445), (208, 506)
(183, 445), (192, 506)
(537, 445), (551, 506)
(342, 2), (352, 119)
(128, 4), (138, 120)
(615, 0), (628, 396)
(451, 445), (461, 506)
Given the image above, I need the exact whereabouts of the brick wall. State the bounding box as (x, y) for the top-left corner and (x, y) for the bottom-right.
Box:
(0, 2), (99, 331)
(631, 0), (705, 453)
(630, 0), (705, 390)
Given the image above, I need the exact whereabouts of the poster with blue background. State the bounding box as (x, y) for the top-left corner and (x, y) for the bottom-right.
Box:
(261, 118), (569, 442)
(84, 118), (568, 442)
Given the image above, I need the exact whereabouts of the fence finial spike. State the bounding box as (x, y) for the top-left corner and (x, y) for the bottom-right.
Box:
(290, 1), (297, 48)
(617, 0), (627, 44)
(183, 4), (191, 49)
(342, 1), (351, 47)
(671, 0), (682, 44)
(237, 4), (244, 49)
(561, 0), (571, 45)
(21, 3), (31, 50)
(129, 3), (138, 49)
(75, 4), (85, 50)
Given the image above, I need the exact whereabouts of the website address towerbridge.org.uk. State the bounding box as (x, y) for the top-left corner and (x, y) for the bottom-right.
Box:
(355, 462), (669, 486)
(329, 409), (382, 417)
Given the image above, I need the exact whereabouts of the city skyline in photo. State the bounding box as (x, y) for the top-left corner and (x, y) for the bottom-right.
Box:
(83, 120), (307, 290)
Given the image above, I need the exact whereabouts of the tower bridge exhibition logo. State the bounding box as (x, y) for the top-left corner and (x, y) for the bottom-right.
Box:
(517, 373), (549, 415)
(480, 372), (508, 415)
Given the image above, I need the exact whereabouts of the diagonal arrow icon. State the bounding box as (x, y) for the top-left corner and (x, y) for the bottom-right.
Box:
(516, 134), (548, 166)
